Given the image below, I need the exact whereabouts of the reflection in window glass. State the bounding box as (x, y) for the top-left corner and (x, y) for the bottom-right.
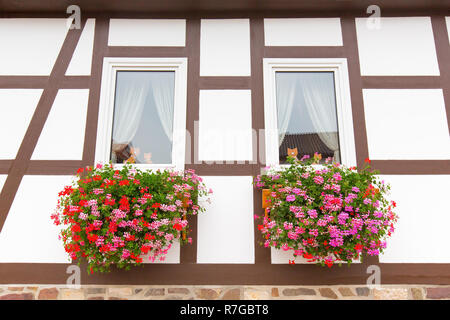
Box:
(275, 72), (341, 164)
(111, 71), (175, 164)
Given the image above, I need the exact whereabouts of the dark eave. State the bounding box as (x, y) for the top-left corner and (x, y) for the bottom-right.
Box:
(0, 0), (449, 16)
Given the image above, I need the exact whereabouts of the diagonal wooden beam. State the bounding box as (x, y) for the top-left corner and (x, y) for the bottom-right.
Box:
(0, 19), (87, 232)
(431, 16), (450, 135)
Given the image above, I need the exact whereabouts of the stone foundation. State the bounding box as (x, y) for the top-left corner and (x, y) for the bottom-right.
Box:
(0, 285), (449, 300)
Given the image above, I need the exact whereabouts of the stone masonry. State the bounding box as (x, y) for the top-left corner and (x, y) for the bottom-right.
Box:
(0, 285), (449, 300)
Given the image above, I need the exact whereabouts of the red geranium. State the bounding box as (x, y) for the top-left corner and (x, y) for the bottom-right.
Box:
(52, 164), (211, 273)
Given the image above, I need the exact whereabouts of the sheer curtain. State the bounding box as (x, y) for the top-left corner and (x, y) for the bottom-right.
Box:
(112, 74), (151, 145)
(151, 73), (175, 142)
(276, 73), (297, 145)
(298, 73), (340, 162)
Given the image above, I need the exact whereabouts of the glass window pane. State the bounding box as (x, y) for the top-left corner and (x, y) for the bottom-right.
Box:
(275, 71), (340, 164)
(111, 71), (175, 164)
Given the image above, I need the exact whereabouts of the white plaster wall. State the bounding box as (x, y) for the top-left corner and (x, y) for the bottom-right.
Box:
(66, 18), (95, 76)
(142, 241), (180, 264)
(264, 18), (343, 46)
(0, 18), (69, 75)
(0, 89), (42, 159)
(0, 175), (74, 263)
(197, 176), (255, 263)
(32, 89), (89, 160)
(200, 19), (251, 76)
(271, 246), (360, 264)
(108, 19), (186, 46)
(271, 248), (311, 264)
(355, 17), (440, 76)
(198, 90), (253, 162)
(446, 17), (450, 44)
(363, 89), (450, 160)
(379, 175), (450, 263)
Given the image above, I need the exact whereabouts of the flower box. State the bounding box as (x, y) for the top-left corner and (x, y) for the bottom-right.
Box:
(52, 164), (211, 273)
(255, 156), (398, 267)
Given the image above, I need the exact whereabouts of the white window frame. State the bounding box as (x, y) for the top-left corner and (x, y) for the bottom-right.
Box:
(263, 58), (357, 169)
(95, 57), (188, 171)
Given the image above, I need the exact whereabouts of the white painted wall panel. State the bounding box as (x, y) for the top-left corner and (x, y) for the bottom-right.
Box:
(0, 18), (69, 75)
(0, 175), (73, 263)
(363, 89), (450, 160)
(379, 175), (450, 263)
(198, 90), (253, 161)
(446, 17), (450, 44)
(142, 241), (180, 264)
(200, 19), (251, 76)
(0, 89), (42, 159)
(108, 19), (186, 46)
(264, 18), (343, 46)
(271, 246), (360, 264)
(271, 248), (311, 264)
(66, 18), (95, 76)
(197, 176), (255, 263)
(356, 17), (440, 76)
(0, 175), (6, 194)
(32, 89), (89, 160)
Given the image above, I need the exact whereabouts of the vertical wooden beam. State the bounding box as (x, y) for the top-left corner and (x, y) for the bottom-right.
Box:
(341, 16), (370, 169)
(81, 18), (110, 167)
(250, 17), (271, 265)
(180, 19), (201, 264)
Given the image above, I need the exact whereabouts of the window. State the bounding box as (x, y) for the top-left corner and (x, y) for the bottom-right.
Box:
(95, 58), (188, 170)
(263, 58), (356, 168)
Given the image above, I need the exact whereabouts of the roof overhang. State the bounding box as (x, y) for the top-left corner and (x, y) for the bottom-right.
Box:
(0, 0), (448, 16)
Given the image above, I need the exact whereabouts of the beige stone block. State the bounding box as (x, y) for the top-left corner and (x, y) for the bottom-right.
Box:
(108, 287), (133, 296)
(60, 289), (84, 300)
(338, 287), (355, 297)
(410, 288), (424, 300)
(222, 288), (241, 300)
(373, 288), (408, 300)
(319, 288), (338, 299)
(195, 288), (222, 300)
(243, 288), (270, 300)
(282, 288), (316, 296)
(168, 288), (190, 295)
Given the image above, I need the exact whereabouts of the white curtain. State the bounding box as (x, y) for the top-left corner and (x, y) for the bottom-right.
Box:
(112, 76), (150, 145)
(298, 74), (340, 162)
(152, 73), (175, 142)
(276, 74), (297, 145)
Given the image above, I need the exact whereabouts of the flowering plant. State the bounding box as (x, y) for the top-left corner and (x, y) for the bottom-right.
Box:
(52, 164), (211, 273)
(254, 155), (398, 267)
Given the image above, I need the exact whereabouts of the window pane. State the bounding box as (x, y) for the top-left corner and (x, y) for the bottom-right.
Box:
(111, 71), (175, 164)
(275, 72), (340, 164)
